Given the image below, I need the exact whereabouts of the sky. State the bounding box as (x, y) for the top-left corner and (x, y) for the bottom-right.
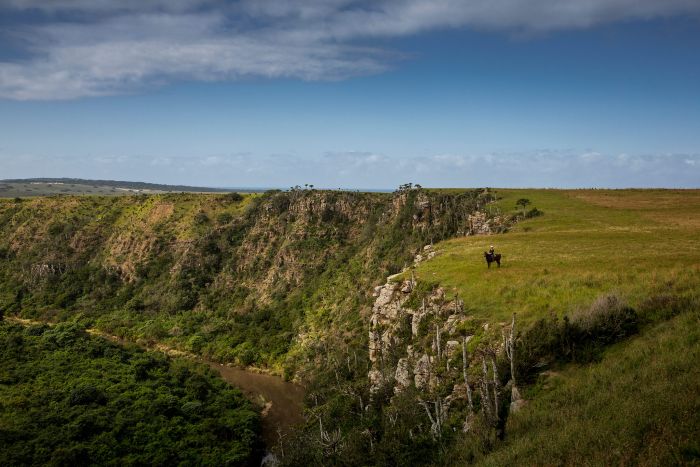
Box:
(1, 0), (699, 189)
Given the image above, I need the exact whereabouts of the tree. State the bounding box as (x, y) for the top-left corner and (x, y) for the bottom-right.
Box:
(515, 198), (531, 216)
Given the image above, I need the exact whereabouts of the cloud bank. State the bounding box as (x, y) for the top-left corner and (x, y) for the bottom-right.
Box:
(2, 0), (699, 99)
(3, 150), (698, 189)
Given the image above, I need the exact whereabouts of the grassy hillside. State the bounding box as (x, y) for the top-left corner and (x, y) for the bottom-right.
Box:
(414, 189), (700, 325)
(479, 307), (700, 465)
(392, 188), (700, 465)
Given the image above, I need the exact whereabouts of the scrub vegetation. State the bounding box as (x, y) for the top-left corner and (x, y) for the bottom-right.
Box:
(0, 320), (260, 466)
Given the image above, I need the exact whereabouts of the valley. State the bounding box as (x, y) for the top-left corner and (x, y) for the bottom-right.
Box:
(1, 187), (698, 465)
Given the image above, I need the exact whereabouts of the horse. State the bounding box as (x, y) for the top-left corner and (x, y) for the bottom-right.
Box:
(484, 252), (501, 268)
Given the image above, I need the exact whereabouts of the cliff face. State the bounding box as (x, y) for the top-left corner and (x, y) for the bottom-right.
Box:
(0, 188), (496, 375)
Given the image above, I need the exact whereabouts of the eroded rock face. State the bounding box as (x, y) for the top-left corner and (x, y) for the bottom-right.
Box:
(414, 354), (432, 391)
(368, 263), (474, 396)
(394, 358), (412, 393)
(368, 279), (413, 393)
(467, 211), (508, 236)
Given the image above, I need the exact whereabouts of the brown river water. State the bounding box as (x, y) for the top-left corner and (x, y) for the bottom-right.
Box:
(204, 362), (305, 448)
(8, 318), (305, 451)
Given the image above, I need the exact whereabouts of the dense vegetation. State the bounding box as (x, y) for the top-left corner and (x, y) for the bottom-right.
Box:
(0, 187), (489, 376)
(0, 320), (260, 466)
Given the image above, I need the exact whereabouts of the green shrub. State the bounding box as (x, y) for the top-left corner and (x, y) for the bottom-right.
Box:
(525, 207), (543, 218)
(193, 211), (209, 225)
(69, 384), (107, 406)
(216, 212), (233, 225)
(569, 294), (638, 347)
(224, 192), (243, 202)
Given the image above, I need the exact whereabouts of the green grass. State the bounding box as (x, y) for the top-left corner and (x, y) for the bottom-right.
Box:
(478, 307), (700, 466)
(414, 189), (700, 325)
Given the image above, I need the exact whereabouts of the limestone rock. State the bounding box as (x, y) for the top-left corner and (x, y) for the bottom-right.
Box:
(394, 358), (412, 393)
(430, 287), (445, 303)
(510, 398), (527, 413)
(414, 354), (431, 390)
(368, 369), (385, 394)
(368, 330), (381, 363)
(445, 313), (468, 335)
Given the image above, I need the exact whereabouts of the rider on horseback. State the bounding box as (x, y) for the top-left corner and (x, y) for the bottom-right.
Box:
(488, 245), (495, 256)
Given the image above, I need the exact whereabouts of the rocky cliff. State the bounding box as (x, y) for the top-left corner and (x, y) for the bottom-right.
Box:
(0, 187), (499, 376)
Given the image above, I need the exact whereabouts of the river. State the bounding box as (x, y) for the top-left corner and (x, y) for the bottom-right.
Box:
(7, 317), (305, 452)
(204, 362), (305, 448)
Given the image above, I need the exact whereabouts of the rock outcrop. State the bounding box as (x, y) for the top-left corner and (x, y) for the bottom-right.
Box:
(367, 245), (474, 396)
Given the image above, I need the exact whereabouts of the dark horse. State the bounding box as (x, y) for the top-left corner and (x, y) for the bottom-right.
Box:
(484, 252), (501, 268)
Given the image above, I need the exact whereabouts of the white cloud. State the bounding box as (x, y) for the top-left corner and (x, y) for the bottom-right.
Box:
(1, 0), (699, 99)
(2, 150), (699, 188)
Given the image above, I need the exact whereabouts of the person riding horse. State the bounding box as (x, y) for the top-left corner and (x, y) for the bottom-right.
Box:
(484, 245), (501, 268)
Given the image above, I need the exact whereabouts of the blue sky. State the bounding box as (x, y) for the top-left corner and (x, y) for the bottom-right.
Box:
(0, 1), (699, 189)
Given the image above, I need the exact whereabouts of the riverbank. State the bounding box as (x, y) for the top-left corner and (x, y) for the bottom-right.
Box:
(5, 316), (305, 451)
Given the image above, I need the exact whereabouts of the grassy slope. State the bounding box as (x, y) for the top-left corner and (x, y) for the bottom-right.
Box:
(480, 307), (700, 466)
(414, 189), (700, 464)
(415, 189), (700, 325)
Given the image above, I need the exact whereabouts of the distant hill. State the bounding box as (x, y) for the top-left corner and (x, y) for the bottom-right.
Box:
(0, 178), (257, 197)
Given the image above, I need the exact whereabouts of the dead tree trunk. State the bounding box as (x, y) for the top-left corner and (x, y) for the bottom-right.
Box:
(505, 313), (522, 405)
(435, 323), (441, 362)
(462, 337), (474, 411)
(462, 336), (476, 432)
(490, 354), (500, 425)
(480, 357), (493, 424)
(419, 397), (448, 440)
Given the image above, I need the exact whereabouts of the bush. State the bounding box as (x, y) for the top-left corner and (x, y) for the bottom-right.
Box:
(224, 192), (243, 202)
(69, 384), (107, 406)
(48, 222), (65, 236)
(216, 212), (233, 225)
(193, 211), (209, 225)
(525, 207), (543, 218)
(570, 294), (638, 346)
(515, 294), (639, 382)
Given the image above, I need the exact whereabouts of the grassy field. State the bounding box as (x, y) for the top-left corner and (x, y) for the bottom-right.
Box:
(414, 189), (700, 325)
(413, 189), (700, 464)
